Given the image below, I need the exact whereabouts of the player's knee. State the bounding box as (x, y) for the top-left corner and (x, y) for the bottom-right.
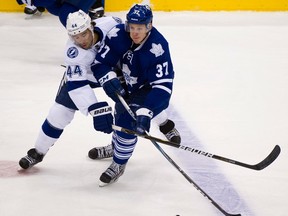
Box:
(46, 103), (75, 129)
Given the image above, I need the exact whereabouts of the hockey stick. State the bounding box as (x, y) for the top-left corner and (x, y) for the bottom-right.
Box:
(112, 125), (281, 171)
(116, 93), (241, 216)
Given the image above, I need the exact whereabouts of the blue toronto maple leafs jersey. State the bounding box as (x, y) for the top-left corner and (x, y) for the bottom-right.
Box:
(92, 24), (174, 113)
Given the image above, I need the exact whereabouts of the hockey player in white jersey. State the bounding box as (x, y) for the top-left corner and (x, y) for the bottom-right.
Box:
(19, 10), (121, 169)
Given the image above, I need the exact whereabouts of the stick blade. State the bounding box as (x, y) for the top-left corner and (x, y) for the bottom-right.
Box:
(253, 145), (281, 170)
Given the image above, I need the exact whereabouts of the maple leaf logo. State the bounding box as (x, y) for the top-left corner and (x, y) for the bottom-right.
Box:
(122, 64), (138, 87)
(150, 43), (165, 57)
(107, 27), (120, 39)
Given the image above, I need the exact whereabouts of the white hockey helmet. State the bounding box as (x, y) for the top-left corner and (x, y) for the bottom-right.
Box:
(66, 10), (92, 36)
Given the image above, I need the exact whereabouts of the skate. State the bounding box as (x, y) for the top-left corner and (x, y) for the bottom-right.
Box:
(24, 5), (44, 19)
(159, 119), (181, 145)
(88, 144), (113, 159)
(89, 6), (105, 19)
(99, 161), (126, 187)
(24, 5), (37, 14)
(19, 148), (44, 169)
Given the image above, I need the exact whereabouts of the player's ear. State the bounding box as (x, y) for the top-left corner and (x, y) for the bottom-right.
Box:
(147, 23), (152, 31)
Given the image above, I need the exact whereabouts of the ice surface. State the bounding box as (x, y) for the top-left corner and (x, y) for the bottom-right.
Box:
(0, 11), (287, 216)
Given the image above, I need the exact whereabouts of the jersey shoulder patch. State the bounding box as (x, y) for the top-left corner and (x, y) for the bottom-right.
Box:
(67, 46), (79, 59)
(150, 43), (165, 57)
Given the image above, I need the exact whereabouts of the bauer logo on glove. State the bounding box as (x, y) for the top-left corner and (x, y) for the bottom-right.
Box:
(90, 106), (112, 116)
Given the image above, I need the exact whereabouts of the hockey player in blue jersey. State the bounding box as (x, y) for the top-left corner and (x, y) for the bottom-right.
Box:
(18, 10), (120, 169)
(90, 4), (180, 186)
(16, 0), (103, 26)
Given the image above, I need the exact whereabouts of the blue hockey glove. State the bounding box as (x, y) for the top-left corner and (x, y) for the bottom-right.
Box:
(135, 108), (154, 134)
(98, 72), (126, 103)
(88, 102), (113, 134)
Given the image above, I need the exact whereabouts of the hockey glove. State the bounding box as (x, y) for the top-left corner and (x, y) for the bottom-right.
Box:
(98, 71), (126, 103)
(135, 108), (154, 134)
(88, 102), (113, 134)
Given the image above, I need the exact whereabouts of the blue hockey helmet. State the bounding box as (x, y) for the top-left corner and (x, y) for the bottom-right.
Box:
(126, 4), (153, 25)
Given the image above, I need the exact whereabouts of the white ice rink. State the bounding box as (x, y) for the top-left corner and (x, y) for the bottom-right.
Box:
(0, 10), (287, 216)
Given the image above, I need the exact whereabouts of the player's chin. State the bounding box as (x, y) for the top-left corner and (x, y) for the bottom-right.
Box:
(132, 38), (142, 44)
(81, 44), (89, 50)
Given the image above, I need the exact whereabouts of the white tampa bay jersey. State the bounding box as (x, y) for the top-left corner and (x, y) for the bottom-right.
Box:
(63, 16), (122, 115)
